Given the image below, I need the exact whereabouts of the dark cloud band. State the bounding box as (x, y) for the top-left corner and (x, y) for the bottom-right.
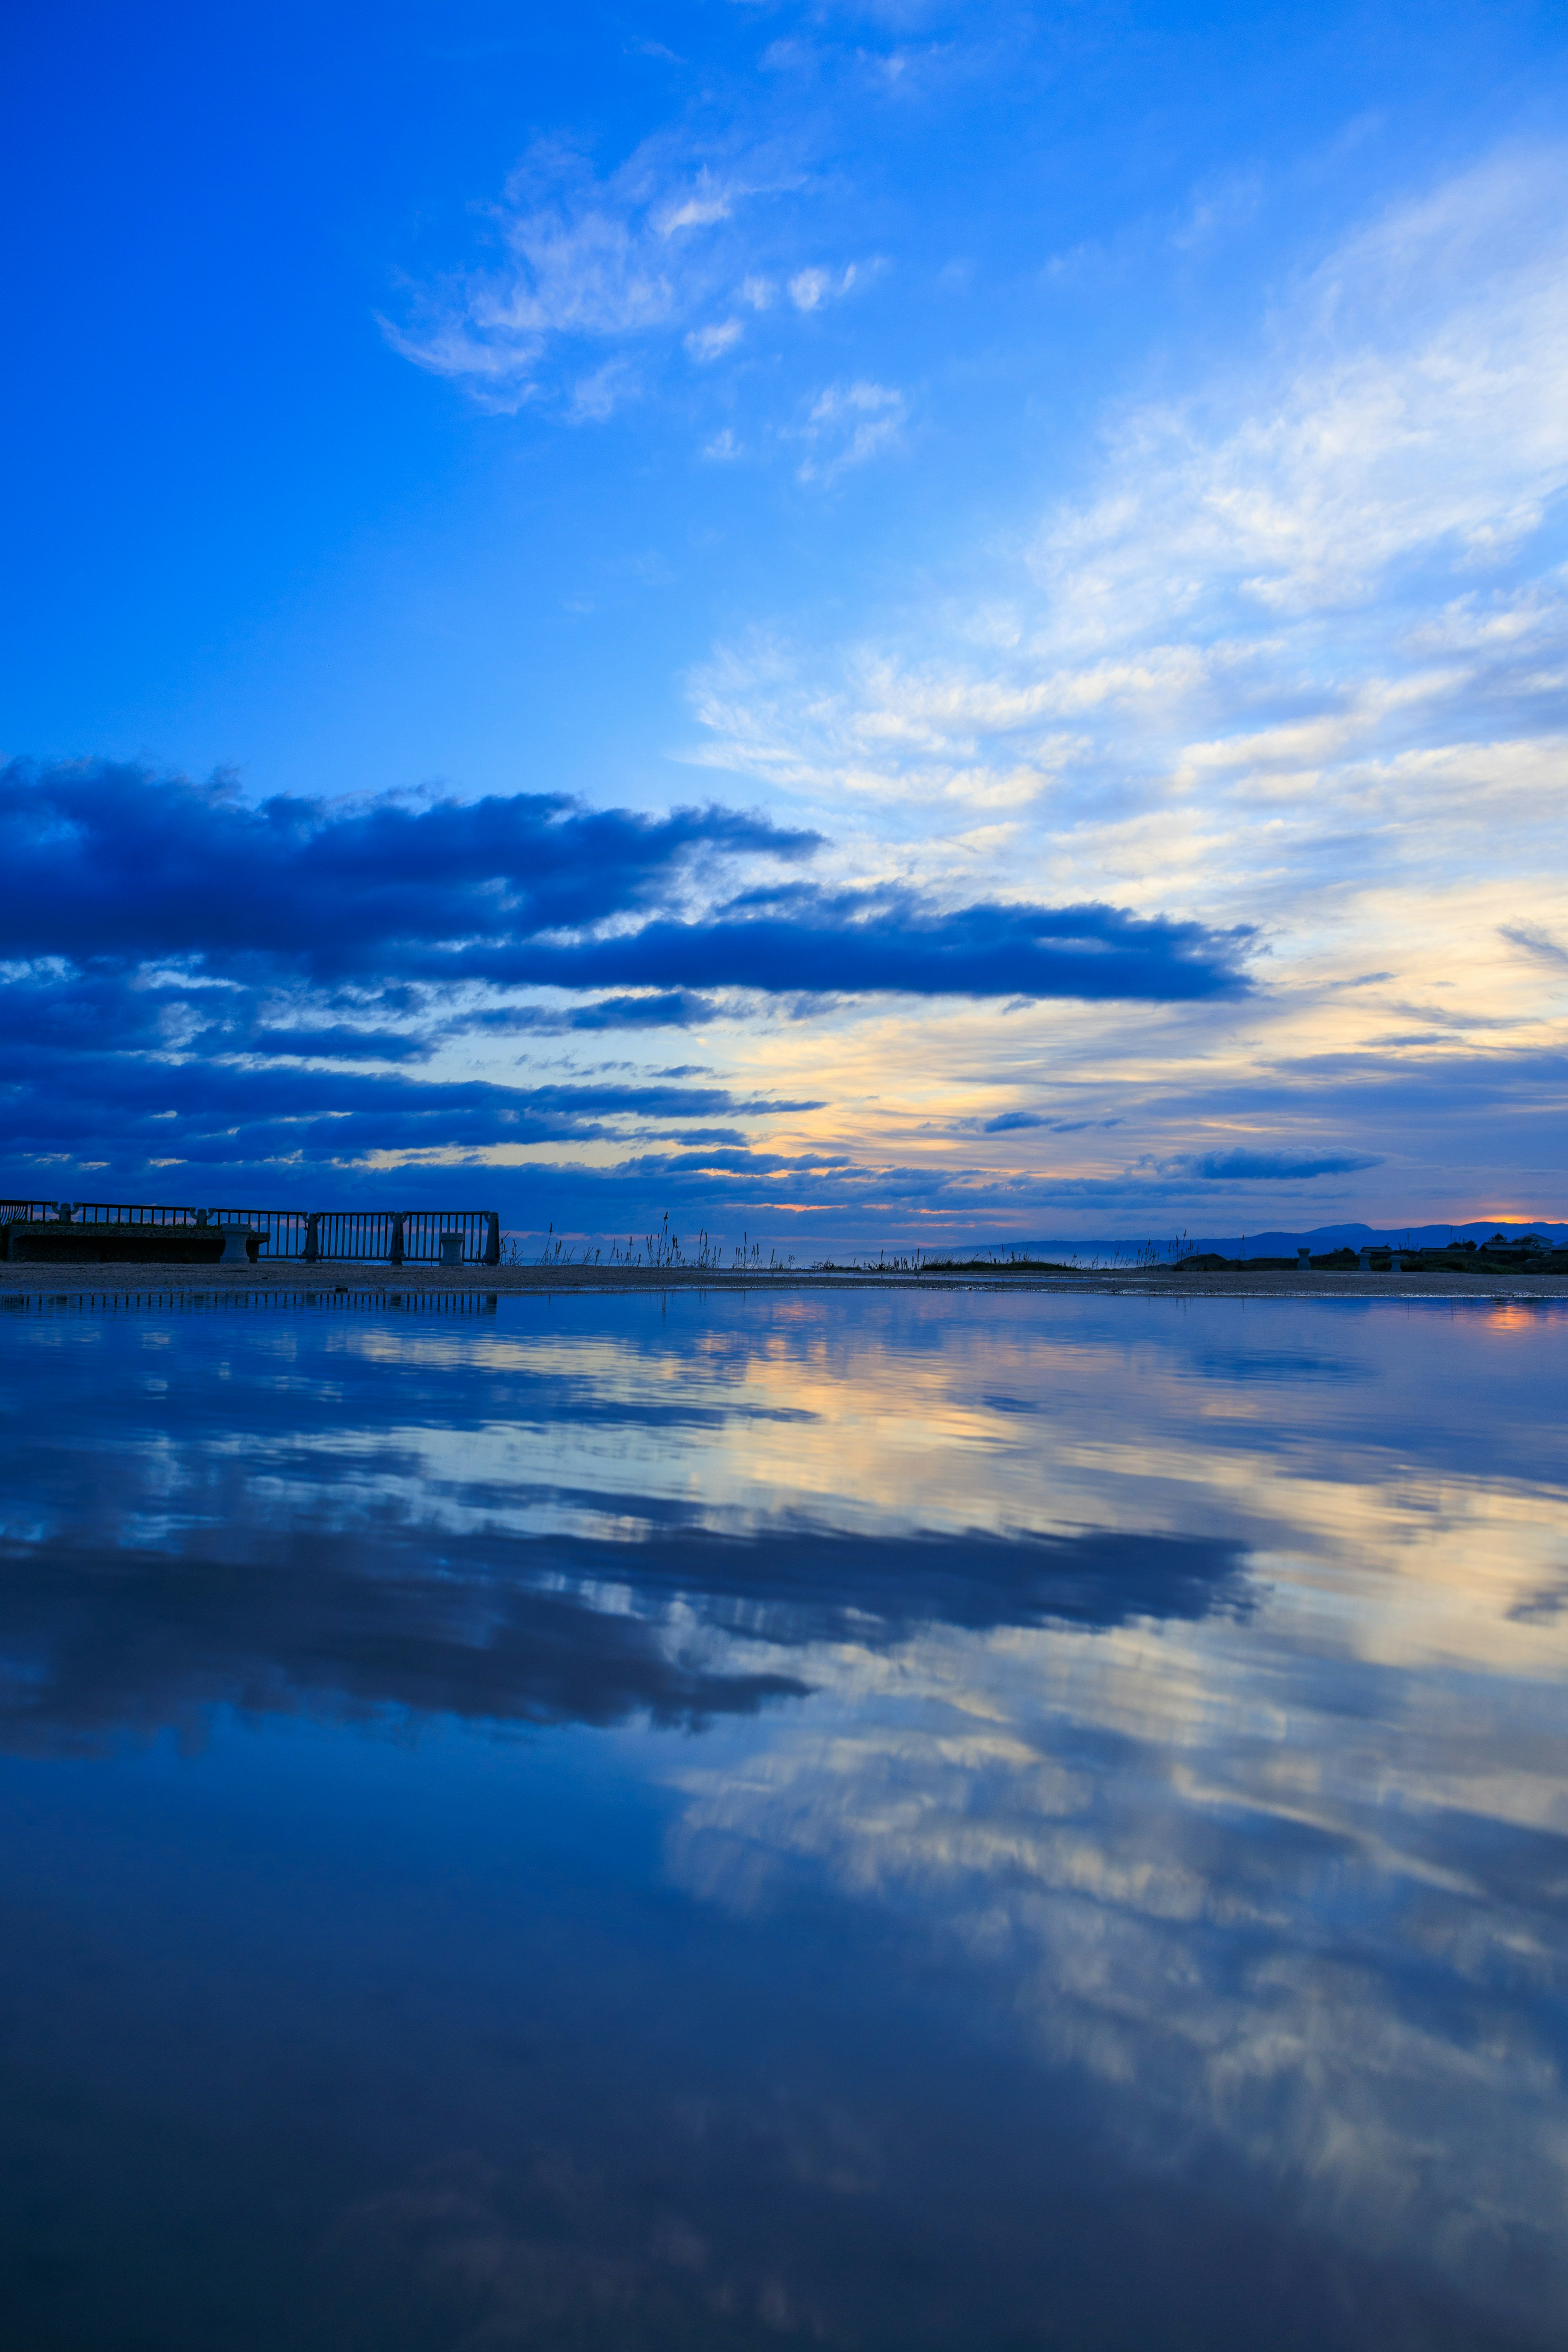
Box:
(1, 756), (1250, 1195)
(2, 758), (1248, 1006)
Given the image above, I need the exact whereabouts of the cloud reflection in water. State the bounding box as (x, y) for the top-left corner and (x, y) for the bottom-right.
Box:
(0, 1288), (1564, 2348)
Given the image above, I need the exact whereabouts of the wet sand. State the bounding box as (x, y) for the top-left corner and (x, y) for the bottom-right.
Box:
(3, 1261), (1566, 1301)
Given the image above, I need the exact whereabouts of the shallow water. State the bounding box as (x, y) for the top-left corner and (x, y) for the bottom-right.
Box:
(1, 1287), (1564, 2350)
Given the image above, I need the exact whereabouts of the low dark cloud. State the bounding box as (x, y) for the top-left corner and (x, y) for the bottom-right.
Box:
(0, 755), (1253, 1198)
(2, 759), (1247, 1009)
(1368, 1032), (1457, 1048)
(245, 1024), (434, 1062)
(0, 1047), (822, 1192)
(1185, 1149), (1384, 1182)
(462, 991), (722, 1033)
(0, 756), (812, 972)
(467, 885), (1250, 1004)
(1499, 922), (1568, 970)
(973, 1112), (1119, 1138)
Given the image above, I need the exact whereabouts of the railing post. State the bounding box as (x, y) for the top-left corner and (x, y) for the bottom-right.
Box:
(304, 1212), (319, 1264)
(390, 1212), (405, 1267)
(484, 1212), (500, 1267)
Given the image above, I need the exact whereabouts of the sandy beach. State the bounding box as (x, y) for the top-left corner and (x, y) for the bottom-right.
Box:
(4, 1260), (1566, 1302)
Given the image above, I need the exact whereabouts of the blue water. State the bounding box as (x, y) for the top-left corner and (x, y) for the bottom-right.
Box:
(1, 1287), (1564, 2349)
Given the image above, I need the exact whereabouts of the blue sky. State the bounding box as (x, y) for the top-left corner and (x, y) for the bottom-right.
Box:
(4, 0), (1566, 1245)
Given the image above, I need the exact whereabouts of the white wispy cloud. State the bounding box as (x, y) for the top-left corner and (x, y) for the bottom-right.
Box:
(689, 150), (1568, 873)
(668, 147), (1568, 1212)
(788, 261), (863, 310)
(385, 134), (871, 422)
(383, 142), (695, 412)
(1033, 149), (1568, 630)
(384, 117), (1568, 1220)
(568, 358), (639, 422)
(789, 266), (831, 310)
(685, 318), (745, 362)
(796, 379), (907, 481)
(653, 179), (737, 236)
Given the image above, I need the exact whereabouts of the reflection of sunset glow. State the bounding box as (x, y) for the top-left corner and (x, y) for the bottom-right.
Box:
(338, 1298), (1568, 1681)
(1486, 1300), (1549, 1332)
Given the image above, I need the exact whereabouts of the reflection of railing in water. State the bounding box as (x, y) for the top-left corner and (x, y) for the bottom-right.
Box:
(0, 1198), (501, 1265)
(2, 1288), (502, 1318)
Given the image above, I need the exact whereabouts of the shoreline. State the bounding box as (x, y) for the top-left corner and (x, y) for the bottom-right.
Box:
(3, 1261), (1567, 1303)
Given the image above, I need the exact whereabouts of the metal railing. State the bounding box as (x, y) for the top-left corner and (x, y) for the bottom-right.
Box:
(2, 1198), (80, 1225)
(294, 1209), (498, 1266)
(1, 1198), (500, 1265)
(2, 1198), (200, 1229)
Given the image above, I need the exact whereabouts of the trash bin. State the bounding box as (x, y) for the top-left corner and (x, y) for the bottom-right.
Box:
(439, 1232), (464, 1268)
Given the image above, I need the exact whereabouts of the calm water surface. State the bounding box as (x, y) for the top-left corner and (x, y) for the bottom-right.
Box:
(1, 1288), (1564, 2350)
